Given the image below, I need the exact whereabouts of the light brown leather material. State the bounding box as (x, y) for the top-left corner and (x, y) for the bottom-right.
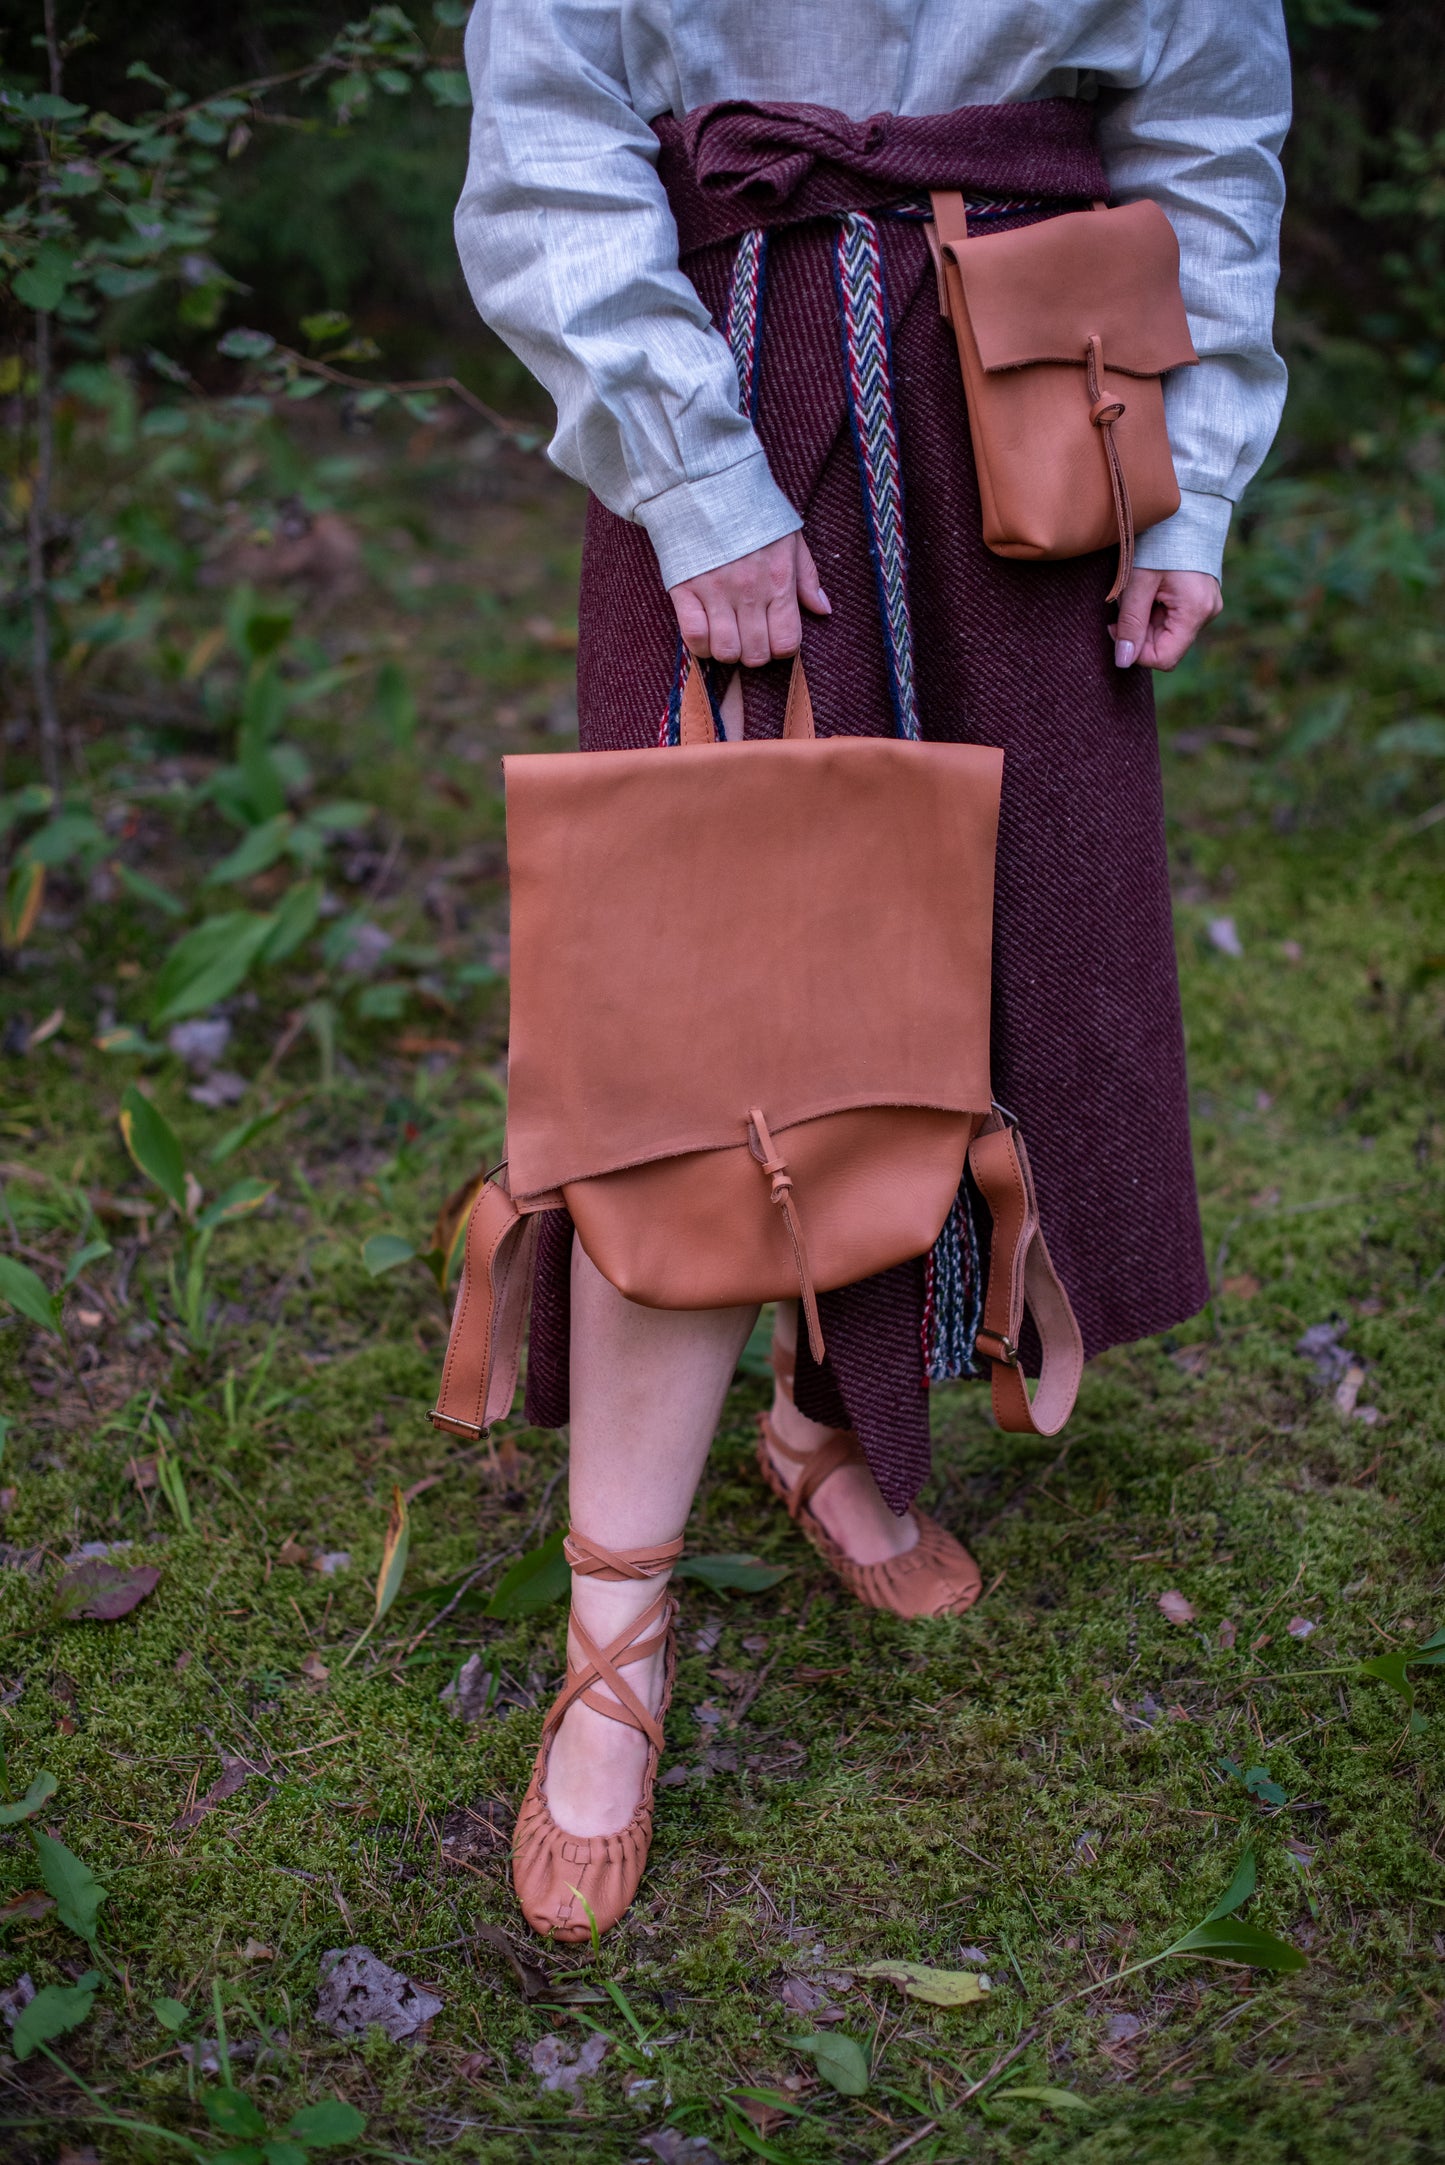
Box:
(428, 1171), (537, 1439)
(504, 718), (1003, 1199)
(967, 1113), (1085, 1438)
(929, 193), (1196, 581)
(756, 1412), (984, 1619)
(562, 1106), (977, 1313)
(678, 652), (815, 747)
(512, 1530), (679, 1943)
(951, 199), (1197, 375)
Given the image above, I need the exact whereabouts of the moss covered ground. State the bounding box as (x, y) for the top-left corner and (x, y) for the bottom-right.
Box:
(1, 421), (1442, 2163)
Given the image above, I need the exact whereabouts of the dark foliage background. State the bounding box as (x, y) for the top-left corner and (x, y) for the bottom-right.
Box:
(5, 0), (1445, 418)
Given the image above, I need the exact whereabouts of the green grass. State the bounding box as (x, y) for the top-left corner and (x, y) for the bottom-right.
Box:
(0, 414), (1443, 2163)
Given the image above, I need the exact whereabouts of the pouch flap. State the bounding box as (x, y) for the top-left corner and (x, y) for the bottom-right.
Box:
(502, 736), (1002, 1200)
(947, 200), (1197, 377)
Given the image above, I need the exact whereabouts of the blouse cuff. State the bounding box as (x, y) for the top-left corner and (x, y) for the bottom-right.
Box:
(635, 449), (803, 590)
(1133, 489), (1234, 583)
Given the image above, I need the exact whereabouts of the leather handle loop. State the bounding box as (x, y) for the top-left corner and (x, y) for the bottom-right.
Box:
(967, 1113), (1084, 1438)
(678, 653), (816, 748)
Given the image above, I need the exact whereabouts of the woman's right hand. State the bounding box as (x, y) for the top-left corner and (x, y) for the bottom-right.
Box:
(668, 532), (831, 664)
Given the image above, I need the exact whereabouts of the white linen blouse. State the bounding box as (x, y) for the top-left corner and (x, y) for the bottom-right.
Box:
(454, 1), (1290, 589)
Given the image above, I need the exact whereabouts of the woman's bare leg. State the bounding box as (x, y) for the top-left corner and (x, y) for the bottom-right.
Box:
(542, 1240), (756, 1837)
(768, 1302), (919, 1562)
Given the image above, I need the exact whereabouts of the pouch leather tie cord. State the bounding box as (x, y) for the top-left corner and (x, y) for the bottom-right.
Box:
(430, 651), (1084, 1447)
(925, 192), (1198, 600)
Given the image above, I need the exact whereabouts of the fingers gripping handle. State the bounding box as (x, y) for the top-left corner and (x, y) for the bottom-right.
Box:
(967, 1115), (1084, 1437)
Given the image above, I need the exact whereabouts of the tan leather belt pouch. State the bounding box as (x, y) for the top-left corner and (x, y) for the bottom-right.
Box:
(928, 195), (1198, 598)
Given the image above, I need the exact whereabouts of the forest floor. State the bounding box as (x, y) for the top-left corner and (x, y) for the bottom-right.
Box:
(1, 414), (1443, 2165)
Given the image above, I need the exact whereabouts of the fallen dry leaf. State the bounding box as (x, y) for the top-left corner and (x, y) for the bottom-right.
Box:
(300, 1652), (330, 1683)
(440, 1651), (495, 1724)
(1286, 1615), (1316, 1640)
(174, 1649), (193, 1676)
(779, 1976), (844, 2021)
(1334, 1364), (1366, 1418)
(730, 2093), (787, 2136)
(397, 1032), (461, 1057)
(0, 1487), (16, 1514)
(640, 2133), (724, 2165)
(242, 1938), (274, 1962)
(530, 2032), (608, 2095)
(0, 1974), (35, 2027)
(125, 1455), (158, 1492)
(1296, 1321), (1357, 1387)
(316, 1945), (443, 2040)
(457, 2048), (493, 2082)
(28, 1006), (65, 1047)
(473, 1921), (549, 2000)
(1158, 1590), (1196, 1626)
(1217, 1618), (1237, 1650)
(53, 1560), (162, 1623)
(275, 1536), (309, 1568)
(431, 1165), (489, 1268)
(1222, 1274), (1260, 1300)
(175, 1754), (266, 1833)
(0, 1892), (54, 1925)
(861, 1958), (990, 2007)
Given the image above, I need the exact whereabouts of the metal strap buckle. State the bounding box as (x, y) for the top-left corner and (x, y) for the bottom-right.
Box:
(975, 1329), (1020, 1369)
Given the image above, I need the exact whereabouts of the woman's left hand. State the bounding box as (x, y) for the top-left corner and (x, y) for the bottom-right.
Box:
(1111, 568), (1222, 671)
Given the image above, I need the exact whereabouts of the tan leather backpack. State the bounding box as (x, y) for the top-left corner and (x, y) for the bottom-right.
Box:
(431, 657), (1083, 1446)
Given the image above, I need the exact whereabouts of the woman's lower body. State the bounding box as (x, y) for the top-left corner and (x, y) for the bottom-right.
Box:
(508, 203), (1207, 1943)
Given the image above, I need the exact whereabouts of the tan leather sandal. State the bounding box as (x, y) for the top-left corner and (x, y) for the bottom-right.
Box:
(511, 1531), (681, 1943)
(757, 1349), (982, 1619)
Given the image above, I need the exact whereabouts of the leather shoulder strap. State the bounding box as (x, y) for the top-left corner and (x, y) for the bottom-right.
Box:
(967, 1114), (1084, 1437)
(429, 1173), (538, 1438)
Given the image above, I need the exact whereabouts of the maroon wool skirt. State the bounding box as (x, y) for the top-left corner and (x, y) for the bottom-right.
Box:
(521, 118), (1208, 1512)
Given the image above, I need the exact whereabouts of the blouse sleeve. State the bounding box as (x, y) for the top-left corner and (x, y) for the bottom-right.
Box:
(453, 0), (801, 590)
(1097, 0), (1291, 581)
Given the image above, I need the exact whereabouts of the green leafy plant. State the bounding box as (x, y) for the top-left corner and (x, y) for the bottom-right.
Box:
(118, 1084), (276, 1352)
(0, 4), (514, 794)
(1217, 1756), (1290, 1807)
(481, 1530), (788, 1621)
(1061, 1851), (1306, 2005)
(11, 1971), (101, 2061)
(793, 2028), (870, 2097)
